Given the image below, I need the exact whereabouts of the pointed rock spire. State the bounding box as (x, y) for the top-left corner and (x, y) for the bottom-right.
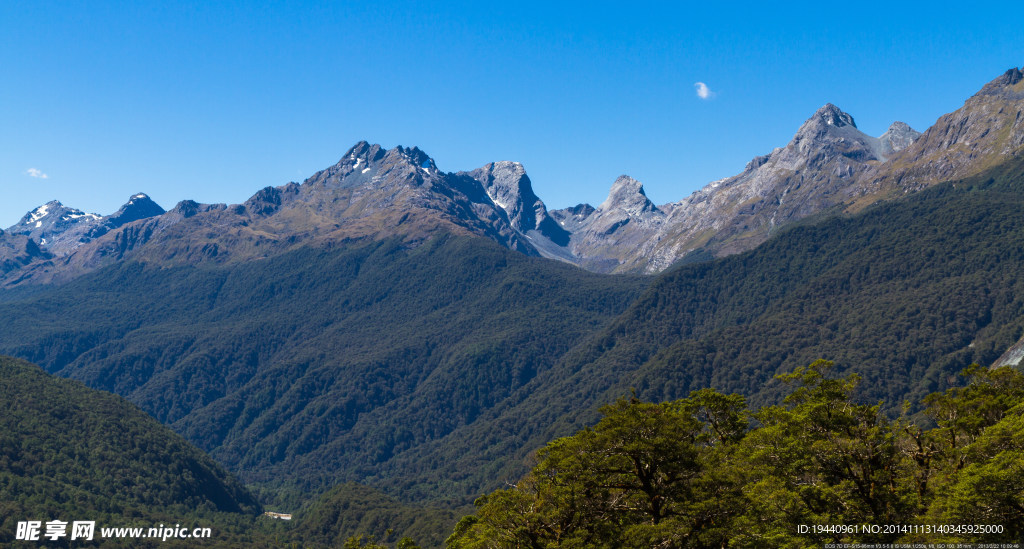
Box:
(599, 175), (658, 216)
(470, 161), (536, 225)
(814, 103), (857, 128)
(339, 141), (387, 171)
(878, 121), (921, 156)
(108, 194), (165, 225)
(795, 104), (858, 139)
(82, 193), (165, 240)
(466, 161), (569, 245)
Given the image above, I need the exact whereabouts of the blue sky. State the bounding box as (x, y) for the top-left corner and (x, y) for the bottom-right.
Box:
(2, 1), (1022, 226)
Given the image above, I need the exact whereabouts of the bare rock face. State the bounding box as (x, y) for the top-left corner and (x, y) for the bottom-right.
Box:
(84, 194), (166, 240)
(648, 104), (904, 268)
(992, 333), (1024, 369)
(288, 142), (539, 255)
(463, 161), (569, 246)
(878, 122), (922, 158)
(632, 67), (1024, 272)
(0, 110), (925, 282)
(554, 176), (666, 272)
(549, 204), (595, 232)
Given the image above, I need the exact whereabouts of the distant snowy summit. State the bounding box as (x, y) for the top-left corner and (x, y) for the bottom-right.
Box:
(4, 194), (165, 257)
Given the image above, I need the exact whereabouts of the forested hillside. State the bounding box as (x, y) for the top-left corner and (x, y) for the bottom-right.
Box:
(0, 236), (646, 504)
(297, 483), (459, 548)
(0, 356), (265, 546)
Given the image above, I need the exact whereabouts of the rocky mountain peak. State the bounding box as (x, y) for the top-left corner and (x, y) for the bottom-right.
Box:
(333, 141), (388, 179)
(346, 140), (372, 156)
(3, 195), (164, 259)
(343, 141), (386, 164)
(790, 104), (863, 155)
(464, 161), (569, 245)
(80, 193), (165, 241)
(813, 103), (857, 129)
(488, 160), (527, 181)
(599, 176), (657, 216)
(886, 121), (913, 133)
(878, 121), (921, 156)
(111, 193), (165, 222)
(356, 145), (440, 182)
(469, 161), (530, 210)
(244, 186), (284, 216)
(394, 145), (435, 171)
(14, 200), (61, 225)
(13, 200), (59, 228)
(563, 203), (595, 218)
(7, 200), (101, 238)
(170, 199), (201, 218)
(3, 65), (1019, 284)
(780, 103), (897, 165)
(308, 142), (441, 192)
(979, 67), (1024, 96)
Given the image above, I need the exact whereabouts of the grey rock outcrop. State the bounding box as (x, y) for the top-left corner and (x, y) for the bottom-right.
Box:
(464, 161), (569, 246)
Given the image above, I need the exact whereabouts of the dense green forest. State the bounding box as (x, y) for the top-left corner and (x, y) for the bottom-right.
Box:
(296, 483), (460, 547)
(0, 354), (454, 547)
(7, 350), (1022, 547)
(0, 235), (646, 506)
(448, 362), (1024, 547)
(0, 355), (276, 546)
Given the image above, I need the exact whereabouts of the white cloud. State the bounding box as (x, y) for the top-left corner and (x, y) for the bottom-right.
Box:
(26, 168), (49, 179)
(694, 82), (714, 100)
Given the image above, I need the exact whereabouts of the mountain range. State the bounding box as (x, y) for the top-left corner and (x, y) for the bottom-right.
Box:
(0, 69), (1013, 283)
(3, 67), (1024, 545)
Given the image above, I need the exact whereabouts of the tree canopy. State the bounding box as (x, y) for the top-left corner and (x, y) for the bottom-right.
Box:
(447, 361), (1024, 547)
